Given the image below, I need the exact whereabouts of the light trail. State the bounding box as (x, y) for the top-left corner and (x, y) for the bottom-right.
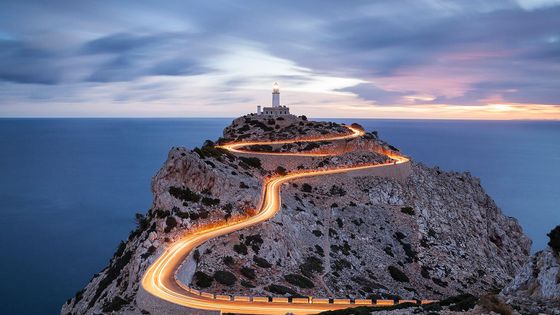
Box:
(142, 124), (410, 314)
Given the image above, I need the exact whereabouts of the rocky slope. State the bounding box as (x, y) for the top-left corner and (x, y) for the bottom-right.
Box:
(61, 116), (532, 315)
(500, 230), (560, 314)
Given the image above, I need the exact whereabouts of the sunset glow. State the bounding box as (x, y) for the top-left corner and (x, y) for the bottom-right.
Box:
(0, 1), (558, 119)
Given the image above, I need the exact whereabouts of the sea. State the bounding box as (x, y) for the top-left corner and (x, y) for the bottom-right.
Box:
(0, 118), (558, 315)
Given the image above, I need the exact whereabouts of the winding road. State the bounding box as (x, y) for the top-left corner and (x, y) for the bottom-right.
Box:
(141, 125), (410, 314)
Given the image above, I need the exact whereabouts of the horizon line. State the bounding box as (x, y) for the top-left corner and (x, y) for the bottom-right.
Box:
(0, 116), (559, 122)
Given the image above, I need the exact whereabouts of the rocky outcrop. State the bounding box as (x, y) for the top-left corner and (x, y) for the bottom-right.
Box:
(500, 248), (560, 313)
(222, 114), (349, 142)
(61, 117), (532, 315)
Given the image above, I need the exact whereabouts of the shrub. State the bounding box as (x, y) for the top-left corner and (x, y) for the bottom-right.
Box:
(421, 266), (430, 279)
(440, 294), (478, 312)
(233, 243), (248, 255)
(223, 256), (234, 266)
(241, 266), (256, 280)
(141, 245), (156, 259)
(152, 208), (170, 219)
(176, 211), (189, 219)
(384, 247), (394, 257)
(169, 186), (201, 202)
(301, 115), (308, 121)
(253, 255), (272, 268)
(312, 230), (323, 237)
(245, 234), (264, 246)
(400, 207), (415, 215)
(135, 213), (149, 230)
(300, 256), (324, 277)
(213, 270), (237, 286)
(331, 258), (351, 273)
(432, 277), (448, 287)
(239, 157), (262, 169)
(194, 143), (233, 160)
(284, 274), (314, 288)
(275, 166), (287, 176)
(301, 183), (312, 193)
(88, 248), (133, 307)
(330, 185), (346, 196)
(164, 216), (177, 233)
(193, 271), (213, 288)
(201, 196), (220, 206)
(350, 123), (364, 131)
(102, 296), (129, 312)
(388, 266), (409, 283)
(265, 284), (298, 296)
(241, 280), (255, 288)
(336, 218), (343, 228)
(314, 245), (324, 257)
(547, 225), (560, 254)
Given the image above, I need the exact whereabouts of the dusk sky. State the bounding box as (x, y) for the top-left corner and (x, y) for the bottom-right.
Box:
(1, 0), (559, 119)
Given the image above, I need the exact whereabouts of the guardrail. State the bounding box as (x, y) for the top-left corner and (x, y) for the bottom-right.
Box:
(178, 284), (436, 306)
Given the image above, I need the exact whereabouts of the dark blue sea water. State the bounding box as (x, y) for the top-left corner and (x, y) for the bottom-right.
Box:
(0, 118), (558, 315)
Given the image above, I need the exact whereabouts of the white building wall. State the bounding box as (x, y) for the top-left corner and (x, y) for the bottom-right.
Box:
(272, 93), (280, 107)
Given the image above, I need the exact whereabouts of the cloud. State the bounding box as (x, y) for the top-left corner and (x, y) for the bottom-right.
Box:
(0, 39), (62, 84)
(0, 0), (558, 117)
(337, 83), (411, 105)
(81, 32), (212, 82)
(516, 0), (560, 10)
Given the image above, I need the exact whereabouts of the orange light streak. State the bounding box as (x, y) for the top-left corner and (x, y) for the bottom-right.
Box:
(141, 125), (412, 314)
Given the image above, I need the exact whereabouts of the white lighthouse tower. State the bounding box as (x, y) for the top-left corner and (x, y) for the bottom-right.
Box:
(272, 82), (280, 107)
(256, 83), (291, 116)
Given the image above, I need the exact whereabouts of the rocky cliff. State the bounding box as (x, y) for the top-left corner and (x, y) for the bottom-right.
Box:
(61, 115), (532, 315)
(500, 226), (560, 314)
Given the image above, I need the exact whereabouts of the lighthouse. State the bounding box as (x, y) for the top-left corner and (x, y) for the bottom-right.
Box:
(272, 82), (280, 107)
(256, 83), (291, 116)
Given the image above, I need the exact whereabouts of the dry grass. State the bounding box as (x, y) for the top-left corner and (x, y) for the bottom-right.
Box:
(478, 294), (513, 315)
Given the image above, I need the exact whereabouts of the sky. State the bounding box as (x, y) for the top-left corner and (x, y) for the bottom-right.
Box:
(0, 0), (559, 119)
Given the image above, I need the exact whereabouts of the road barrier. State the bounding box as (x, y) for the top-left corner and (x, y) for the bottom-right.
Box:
(180, 285), (434, 307)
(215, 295), (231, 301)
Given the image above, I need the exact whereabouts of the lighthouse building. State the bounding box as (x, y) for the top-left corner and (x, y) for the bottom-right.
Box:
(257, 83), (291, 116)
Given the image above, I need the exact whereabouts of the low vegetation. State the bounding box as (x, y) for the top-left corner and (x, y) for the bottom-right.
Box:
(193, 271), (213, 288)
(265, 284), (298, 296)
(89, 249), (133, 307)
(284, 274), (314, 288)
(233, 243), (248, 255)
(253, 255), (272, 268)
(400, 206), (415, 215)
(547, 225), (560, 254)
(239, 157), (262, 169)
(275, 166), (287, 176)
(169, 186), (201, 203)
(439, 293), (478, 312)
(299, 256), (324, 278)
(213, 270), (237, 286)
(201, 196), (220, 206)
(301, 183), (312, 193)
(164, 216), (177, 233)
(240, 266), (256, 280)
(102, 296), (129, 313)
(388, 265), (409, 283)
